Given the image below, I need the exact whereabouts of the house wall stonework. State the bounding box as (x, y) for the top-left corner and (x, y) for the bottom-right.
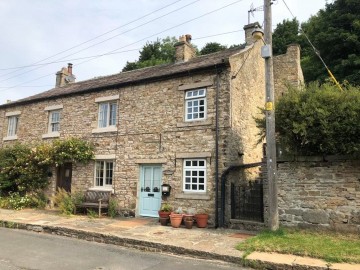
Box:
(229, 41), (265, 165)
(273, 44), (304, 100)
(0, 70), (236, 224)
(276, 158), (360, 233)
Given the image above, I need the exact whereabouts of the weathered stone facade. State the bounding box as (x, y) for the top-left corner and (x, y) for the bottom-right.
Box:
(273, 44), (304, 100)
(276, 157), (360, 233)
(0, 25), (303, 226)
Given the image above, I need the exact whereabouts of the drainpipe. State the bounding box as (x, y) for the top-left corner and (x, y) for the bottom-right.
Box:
(219, 162), (263, 227)
(214, 70), (220, 228)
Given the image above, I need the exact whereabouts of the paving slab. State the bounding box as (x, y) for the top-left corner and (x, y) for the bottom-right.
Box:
(0, 208), (359, 270)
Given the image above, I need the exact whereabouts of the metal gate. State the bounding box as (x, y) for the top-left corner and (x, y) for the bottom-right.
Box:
(231, 180), (264, 222)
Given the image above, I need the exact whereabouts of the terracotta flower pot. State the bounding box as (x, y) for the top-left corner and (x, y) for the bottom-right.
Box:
(195, 213), (208, 228)
(184, 218), (194, 229)
(159, 217), (169, 226)
(158, 210), (171, 219)
(170, 213), (183, 228)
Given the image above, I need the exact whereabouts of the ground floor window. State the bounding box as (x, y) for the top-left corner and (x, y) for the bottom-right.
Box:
(183, 159), (206, 192)
(95, 160), (113, 187)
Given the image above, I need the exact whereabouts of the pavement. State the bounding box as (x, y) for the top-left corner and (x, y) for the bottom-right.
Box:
(0, 209), (358, 270)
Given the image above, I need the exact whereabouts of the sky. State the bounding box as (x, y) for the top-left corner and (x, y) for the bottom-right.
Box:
(0, 0), (328, 104)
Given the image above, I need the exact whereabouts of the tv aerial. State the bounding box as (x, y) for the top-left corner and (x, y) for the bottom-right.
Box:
(248, 3), (264, 24)
(248, 1), (278, 24)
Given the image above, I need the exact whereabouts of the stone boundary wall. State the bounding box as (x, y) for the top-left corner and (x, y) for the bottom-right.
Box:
(276, 157), (360, 233)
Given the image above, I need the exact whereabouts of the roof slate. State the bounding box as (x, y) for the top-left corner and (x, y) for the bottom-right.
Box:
(2, 46), (245, 108)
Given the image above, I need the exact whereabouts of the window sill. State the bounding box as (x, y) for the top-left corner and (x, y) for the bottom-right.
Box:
(42, 132), (60, 139)
(177, 119), (212, 128)
(3, 135), (17, 141)
(92, 126), (118, 134)
(88, 187), (114, 194)
(175, 193), (210, 200)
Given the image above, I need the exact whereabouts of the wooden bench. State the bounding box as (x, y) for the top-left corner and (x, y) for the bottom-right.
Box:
(74, 190), (111, 217)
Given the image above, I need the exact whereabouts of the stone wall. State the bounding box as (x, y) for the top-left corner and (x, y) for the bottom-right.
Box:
(276, 157), (360, 233)
(273, 44), (304, 100)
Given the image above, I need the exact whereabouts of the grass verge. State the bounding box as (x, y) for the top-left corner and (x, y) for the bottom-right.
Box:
(237, 228), (360, 263)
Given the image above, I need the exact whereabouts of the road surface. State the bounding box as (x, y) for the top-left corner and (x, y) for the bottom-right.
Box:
(0, 227), (251, 270)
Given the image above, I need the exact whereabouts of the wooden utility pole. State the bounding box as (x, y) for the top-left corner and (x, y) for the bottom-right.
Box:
(264, 0), (279, 230)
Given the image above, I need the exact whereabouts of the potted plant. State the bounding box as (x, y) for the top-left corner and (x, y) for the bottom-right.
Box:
(158, 203), (172, 226)
(170, 207), (183, 228)
(183, 215), (194, 229)
(195, 212), (209, 228)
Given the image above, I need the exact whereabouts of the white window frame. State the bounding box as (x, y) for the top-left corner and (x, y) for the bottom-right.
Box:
(94, 160), (114, 189)
(183, 159), (206, 192)
(98, 101), (117, 128)
(7, 115), (18, 137)
(48, 110), (61, 133)
(185, 88), (207, 122)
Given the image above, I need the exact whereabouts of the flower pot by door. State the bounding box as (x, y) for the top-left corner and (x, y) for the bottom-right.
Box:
(195, 213), (208, 228)
(184, 219), (193, 229)
(159, 217), (169, 226)
(170, 213), (183, 228)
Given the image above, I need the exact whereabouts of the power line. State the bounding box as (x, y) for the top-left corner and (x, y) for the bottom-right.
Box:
(75, 0), (244, 67)
(1, 0), (244, 92)
(0, 0), (184, 76)
(282, 0), (343, 91)
(0, 0), (200, 84)
(0, 29), (244, 72)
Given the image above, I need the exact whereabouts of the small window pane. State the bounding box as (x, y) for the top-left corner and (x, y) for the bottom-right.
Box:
(199, 185), (205, 190)
(192, 160), (198, 166)
(185, 184), (190, 190)
(199, 161), (205, 167)
(185, 177), (191, 183)
(185, 171), (191, 176)
(185, 161), (191, 166)
(199, 171), (204, 176)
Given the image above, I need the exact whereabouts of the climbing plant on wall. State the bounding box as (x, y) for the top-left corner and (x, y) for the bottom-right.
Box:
(0, 138), (94, 195)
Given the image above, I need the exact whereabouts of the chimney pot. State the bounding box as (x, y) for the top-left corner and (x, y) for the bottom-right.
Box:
(68, 63), (73, 75)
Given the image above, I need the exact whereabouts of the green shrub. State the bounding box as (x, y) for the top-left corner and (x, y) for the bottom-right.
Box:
(27, 192), (48, 209)
(87, 209), (97, 219)
(53, 188), (74, 215)
(108, 197), (118, 218)
(0, 138), (94, 196)
(256, 83), (360, 155)
(5, 192), (31, 210)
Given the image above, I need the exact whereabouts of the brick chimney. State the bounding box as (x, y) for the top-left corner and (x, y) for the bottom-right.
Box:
(55, 63), (76, 87)
(174, 34), (196, 63)
(243, 22), (262, 46)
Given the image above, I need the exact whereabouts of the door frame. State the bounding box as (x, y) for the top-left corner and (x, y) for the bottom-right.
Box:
(56, 162), (72, 192)
(138, 164), (162, 217)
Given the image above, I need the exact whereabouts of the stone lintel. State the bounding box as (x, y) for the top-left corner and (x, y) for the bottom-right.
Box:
(178, 80), (213, 91)
(135, 158), (167, 164)
(176, 152), (212, 159)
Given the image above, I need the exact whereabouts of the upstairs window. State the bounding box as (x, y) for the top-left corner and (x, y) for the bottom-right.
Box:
(7, 116), (18, 137)
(183, 159), (206, 192)
(49, 110), (61, 133)
(185, 89), (206, 121)
(98, 102), (117, 128)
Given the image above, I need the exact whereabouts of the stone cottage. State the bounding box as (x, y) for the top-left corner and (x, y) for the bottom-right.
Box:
(0, 23), (303, 226)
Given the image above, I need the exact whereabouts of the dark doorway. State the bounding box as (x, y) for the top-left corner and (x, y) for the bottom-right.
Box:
(57, 163), (72, 192)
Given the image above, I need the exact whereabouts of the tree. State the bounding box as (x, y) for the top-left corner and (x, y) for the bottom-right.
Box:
(272, 0), (360, 85)
(272, 19), (302, 55)
(256, 83), (360, 156)
(199, 42), (227, 55)
(122, 37), (177, 72)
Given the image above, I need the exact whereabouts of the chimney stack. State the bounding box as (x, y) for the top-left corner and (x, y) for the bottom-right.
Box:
(243, 22), (261, 46)
(55, 63), (76, 87)
(174, 34), (196, 63)
(68, 63), (73, 75)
